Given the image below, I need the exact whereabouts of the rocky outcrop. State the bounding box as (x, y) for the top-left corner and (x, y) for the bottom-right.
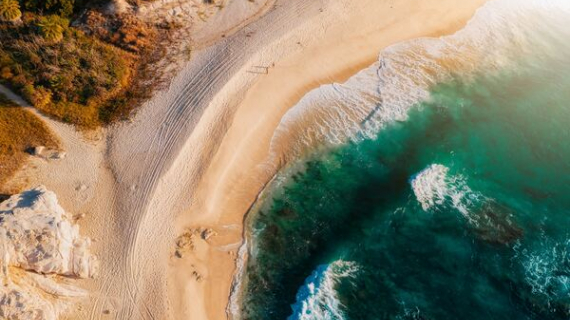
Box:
(0, 186), (97, 320)
(0, 186), (97, 278)
(0, 282), (57, 320)
(29, 146), (66, 161)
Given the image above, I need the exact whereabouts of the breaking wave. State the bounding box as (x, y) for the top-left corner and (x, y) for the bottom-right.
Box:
(410, 164), (482, 222)
(288, 260), (359, 320)
(268, 0), (570, 163)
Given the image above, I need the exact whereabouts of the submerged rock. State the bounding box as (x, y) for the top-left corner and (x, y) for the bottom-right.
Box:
(472, 201), (524, 245)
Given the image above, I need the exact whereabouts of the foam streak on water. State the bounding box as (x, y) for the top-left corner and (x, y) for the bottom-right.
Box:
(514, 238), (570, 302)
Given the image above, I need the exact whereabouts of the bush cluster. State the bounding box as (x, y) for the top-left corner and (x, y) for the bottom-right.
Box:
(82, 10), (154, 53)
(0, 1), (156, 128)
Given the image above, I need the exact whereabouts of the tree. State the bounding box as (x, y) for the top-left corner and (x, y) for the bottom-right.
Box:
(37, 15), (69, 43)
(0, 0), (21, 21)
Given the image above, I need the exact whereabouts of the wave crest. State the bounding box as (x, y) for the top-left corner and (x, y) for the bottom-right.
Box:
(288, 260), (359, 320)
(410, 164), (479, 219)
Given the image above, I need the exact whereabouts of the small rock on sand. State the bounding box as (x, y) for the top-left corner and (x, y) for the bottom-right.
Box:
(201, 228), (216, 240)
(51, 152), (66, 160)
(33, 146), (45, 156)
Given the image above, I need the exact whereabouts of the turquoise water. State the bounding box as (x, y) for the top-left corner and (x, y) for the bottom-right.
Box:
(236, 1), (570, 319)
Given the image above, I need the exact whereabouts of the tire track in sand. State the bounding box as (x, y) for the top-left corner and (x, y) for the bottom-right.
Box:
(90, 0), (324, 319)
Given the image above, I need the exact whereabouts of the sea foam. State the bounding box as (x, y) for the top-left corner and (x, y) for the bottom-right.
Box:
(268, 0), (570, 164)
(410, 164), (479, 220)
(514, 238), (570, 302)
(288, 260), (359, 320)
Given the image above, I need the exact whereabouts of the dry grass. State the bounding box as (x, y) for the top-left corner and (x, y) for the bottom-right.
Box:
(0, 3), (169, 129)
(0, 94), (59, 185)
(0, 13), (146, 128)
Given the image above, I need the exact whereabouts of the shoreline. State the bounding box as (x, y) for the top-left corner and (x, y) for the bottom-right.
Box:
(227, 170), (279, 320)
(180, 0), (489, 319)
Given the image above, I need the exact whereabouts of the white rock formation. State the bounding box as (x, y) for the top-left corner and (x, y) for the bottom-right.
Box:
(0, 186), (97, 320)
(0, 283), (57, 320)
(0, 186), (98, 278)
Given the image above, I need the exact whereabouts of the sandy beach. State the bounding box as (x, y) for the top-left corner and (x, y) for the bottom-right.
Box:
(167, 0), (488, 319)
(7, 0), (488, 319)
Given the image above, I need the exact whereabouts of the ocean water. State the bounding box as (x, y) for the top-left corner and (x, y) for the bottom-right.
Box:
(234, 0), (570, 319)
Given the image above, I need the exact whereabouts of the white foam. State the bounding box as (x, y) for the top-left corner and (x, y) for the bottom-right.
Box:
(288, 260), (359, 320)
(268, 0), (570, 162)
(514, 238), (570, 301)
(410, 164), (451, 212)
(410, 164), (480, 220)
(227, 239), (248, 320)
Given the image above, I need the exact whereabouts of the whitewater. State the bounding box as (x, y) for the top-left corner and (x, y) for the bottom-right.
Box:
(268, 0), (570, 162)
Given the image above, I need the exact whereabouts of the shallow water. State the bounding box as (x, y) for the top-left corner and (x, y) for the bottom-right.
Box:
(237, 1), (570, 319)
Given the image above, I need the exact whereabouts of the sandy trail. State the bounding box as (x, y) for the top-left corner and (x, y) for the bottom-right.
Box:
(7, 0), (488, 319)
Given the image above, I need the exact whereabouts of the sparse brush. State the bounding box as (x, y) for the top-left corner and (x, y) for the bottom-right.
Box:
(0, 9), (162, 129)
(0, 14), (135, 128)
(0, 0), (21, 22)
(0, 94), (59, 187)
(81, 11), (155, 54)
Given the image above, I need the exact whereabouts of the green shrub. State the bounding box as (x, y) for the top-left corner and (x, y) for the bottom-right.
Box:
(36, 15), (69, 43)
(0, 0), (21, 21)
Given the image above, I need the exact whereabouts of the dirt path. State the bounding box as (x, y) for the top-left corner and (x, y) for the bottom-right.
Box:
(0, 84), (29, 107)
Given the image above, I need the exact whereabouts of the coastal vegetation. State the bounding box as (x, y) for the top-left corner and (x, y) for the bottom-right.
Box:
(0, 94), (58, 185)
(0, 0), (21, 21)
(0, 0), (157, 128)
